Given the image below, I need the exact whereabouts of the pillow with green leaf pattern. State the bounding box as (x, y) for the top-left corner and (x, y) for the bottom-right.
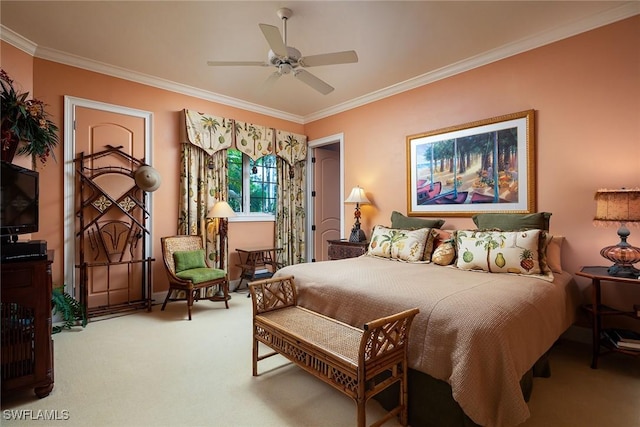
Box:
(367, 225), (431, 263)
(454, 229), (553, 280)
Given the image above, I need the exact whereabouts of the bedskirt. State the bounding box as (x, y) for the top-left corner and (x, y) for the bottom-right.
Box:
(375, 351), (551, 427)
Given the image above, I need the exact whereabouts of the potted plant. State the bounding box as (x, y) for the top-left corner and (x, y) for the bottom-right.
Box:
(51, 285), (87, 334)
(1, 69), (59, 166)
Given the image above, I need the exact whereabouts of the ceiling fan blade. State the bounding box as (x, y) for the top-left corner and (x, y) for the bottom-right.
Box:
(207, 61), (268, 67)
(259, 24), (287, 57)
(294, 69), (334, 95)
(257, 71), (282, 95)
(299, 50), (358, 67)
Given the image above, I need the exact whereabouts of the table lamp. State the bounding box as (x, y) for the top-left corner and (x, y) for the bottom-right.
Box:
(207, 200), (236, 270)
(593, 188), (640, 278)
(345, 186), (370, 242)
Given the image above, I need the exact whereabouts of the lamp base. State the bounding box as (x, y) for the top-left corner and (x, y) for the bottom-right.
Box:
(607, 263), (640, 279)
(349, 227), (367, 243)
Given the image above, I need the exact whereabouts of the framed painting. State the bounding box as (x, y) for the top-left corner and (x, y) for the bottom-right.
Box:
(407, 109), (535, 217)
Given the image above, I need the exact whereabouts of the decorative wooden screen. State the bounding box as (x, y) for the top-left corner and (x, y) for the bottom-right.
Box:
(74, 145), (153, 317)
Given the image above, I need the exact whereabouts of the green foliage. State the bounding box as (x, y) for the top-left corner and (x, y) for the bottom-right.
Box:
(1, 69), (59, 165)
(51, 286), (87, 334)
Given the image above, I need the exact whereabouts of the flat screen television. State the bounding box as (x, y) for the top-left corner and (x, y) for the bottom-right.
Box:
(1, 161), (39, 243)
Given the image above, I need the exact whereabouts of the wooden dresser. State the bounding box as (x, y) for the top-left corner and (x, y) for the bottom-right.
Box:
(327, 239), (369, 260)
(1, 251), (54, 398)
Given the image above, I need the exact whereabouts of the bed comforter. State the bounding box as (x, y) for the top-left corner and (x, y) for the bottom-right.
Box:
(275, 255), (578, 427)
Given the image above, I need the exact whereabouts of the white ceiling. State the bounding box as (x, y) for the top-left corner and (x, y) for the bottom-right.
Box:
(1, 1), (637, 123)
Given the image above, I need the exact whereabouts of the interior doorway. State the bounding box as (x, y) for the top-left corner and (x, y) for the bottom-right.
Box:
(306, 134), (344, 263)
(63, 97), (153, 301)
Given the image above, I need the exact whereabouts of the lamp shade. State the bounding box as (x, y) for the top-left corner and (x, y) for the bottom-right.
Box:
(594, 188), (640, 225)
(134, 165), (161, 192)
(344, 186), (370, 204)
(207, 201), (236, 218)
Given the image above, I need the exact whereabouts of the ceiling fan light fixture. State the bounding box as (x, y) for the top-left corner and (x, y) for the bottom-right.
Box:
(279, 63), (292, 75)
(207, 7), (358, 95)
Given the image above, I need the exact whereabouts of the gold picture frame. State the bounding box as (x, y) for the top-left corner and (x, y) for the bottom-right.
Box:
(406, 109), (535, 217)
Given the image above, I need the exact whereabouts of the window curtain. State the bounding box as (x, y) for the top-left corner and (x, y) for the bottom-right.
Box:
(275, 130), (308, 266)
(179, 110), (309, 271)
(178, 110), (232, 271)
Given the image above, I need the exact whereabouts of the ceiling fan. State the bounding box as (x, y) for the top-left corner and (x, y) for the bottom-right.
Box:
(207, 8), (358, 95)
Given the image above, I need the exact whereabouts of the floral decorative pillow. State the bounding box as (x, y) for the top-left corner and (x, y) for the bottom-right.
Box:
(455, 229), (551, 279)
(368, 225), (431, 263)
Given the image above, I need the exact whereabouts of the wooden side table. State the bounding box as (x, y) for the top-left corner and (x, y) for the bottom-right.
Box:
(576, 266), (640, 369)
(236, 247), (283, 291)
(327, 239), (369, 260)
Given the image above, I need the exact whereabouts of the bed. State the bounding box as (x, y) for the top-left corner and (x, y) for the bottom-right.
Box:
(274, 212), (579, 427)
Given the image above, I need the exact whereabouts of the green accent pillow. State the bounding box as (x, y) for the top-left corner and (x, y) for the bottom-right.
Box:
(173, 249), (207, 273)
(176, 267), (225, 284)
(390, 211), (445, 230)
(472, 212), (552, 231)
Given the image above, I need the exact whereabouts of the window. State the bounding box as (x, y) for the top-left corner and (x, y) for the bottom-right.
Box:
(227, 149), (277, 216)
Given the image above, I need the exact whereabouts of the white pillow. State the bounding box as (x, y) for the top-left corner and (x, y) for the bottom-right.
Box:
(368, 225), (430, 263)
(455, 229), (549, 276)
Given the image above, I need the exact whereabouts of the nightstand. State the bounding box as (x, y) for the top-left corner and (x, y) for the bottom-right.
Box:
(576, 266), (640, 369)
(327, 239), (369, 260)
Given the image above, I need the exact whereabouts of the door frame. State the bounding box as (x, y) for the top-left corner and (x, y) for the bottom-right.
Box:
(63, 96), (154, 298)
(306, 133), (344, 263)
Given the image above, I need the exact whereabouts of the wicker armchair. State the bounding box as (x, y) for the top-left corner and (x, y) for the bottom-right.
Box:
(160, 235), (229, 320)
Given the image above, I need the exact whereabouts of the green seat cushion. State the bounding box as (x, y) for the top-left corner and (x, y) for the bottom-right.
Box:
(472, 212), (552, 231)
(176, 267), (226, 284)
(173, 249), (207, 273)
(390, 211), (445, 229)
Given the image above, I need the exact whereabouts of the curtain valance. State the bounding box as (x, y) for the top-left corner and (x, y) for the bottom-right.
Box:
(183, 109), (233, 156)
(275, 130), (307, 167)
(182, 110), (306, 164)
(234, 120), (274, 160)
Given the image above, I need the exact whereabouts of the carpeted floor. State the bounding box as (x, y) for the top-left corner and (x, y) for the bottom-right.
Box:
(1, 290), (639, 426)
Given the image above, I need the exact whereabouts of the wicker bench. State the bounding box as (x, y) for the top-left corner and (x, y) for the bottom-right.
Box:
(249, 275), (419, 427)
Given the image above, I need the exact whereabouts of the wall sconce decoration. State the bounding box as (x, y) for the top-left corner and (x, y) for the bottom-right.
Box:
(345, 186), (370, 242)
(207, 201), (236, 270)
(594, 188), (640, 278)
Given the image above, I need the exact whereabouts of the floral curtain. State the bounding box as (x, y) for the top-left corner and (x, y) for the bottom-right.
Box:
(184, 109), (233, 155)
(275, 130), (307, 266)
(275, 130), (308, 170)
(178, 110), (229, 272)
(180, 110), (308, 272)
(234, 120), (274, 160)
(275, 158), (307, 265)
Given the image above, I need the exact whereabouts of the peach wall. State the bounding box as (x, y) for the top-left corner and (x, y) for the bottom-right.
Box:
(305, 16), (640, 313)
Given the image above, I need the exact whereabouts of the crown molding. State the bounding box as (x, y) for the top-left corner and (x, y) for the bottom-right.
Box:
(2, 2), (638, 126)
(35, 45), (306, 124)
(0, 25), (37, 56)
(0, 24), (304, 124)
(304, 2), (639, 123)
